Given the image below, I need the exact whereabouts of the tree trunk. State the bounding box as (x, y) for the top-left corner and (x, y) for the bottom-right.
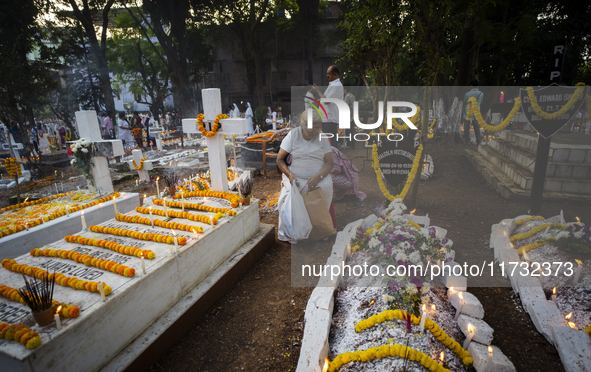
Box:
(455, 10), (477, 86)
(251, 35), (265, 107)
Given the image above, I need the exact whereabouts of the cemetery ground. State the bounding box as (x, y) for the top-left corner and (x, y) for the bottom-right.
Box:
(2, 140), (590, 371)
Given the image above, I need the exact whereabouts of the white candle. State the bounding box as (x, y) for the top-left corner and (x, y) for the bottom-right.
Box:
(136, 179), (138, 187)
(419, 304), (427, 334)
(55, 184), (59, 194)
(141, 255), (146, 275)
(181, 192), (185, 212)
(81, 211), (87, 230)
(239, 201), (243, 211)
(192, 228), (198, 239)
(60, 181), (64, 192)
(454, 292), (464, 320)
(163, 198), (168, 213)
(483, 346), (493, 372)
(149, 206), (154, 227)
(150, 145), (153, 151)
(156, 177), (160, 197)
(113, 196), (118, 215)
(425, 213), (429, 228)
(551, 287), (557, 304)
(210, 217), (215, 227)
(463, 323), (474, 349)
(66, 207), (70, 217)
(98, 282), (105, 302)
(573, 259), (583, 284)
(143, 194), (147, 205)
(25, 223), (29, 231)
(54, 313), (61, 330)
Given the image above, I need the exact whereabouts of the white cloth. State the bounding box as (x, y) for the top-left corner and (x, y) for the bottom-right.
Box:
(232, 104), (240, 118)
(118, 119), (133, 147)
(245, 103), (254, 134)
(280, 127), (333, 209)
(322, 78), (344, 123)
(146, 117), (155, 139)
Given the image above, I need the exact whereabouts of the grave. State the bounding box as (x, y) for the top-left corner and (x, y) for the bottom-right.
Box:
(125, 149), (153, 182)
(0, 89), (272, 372)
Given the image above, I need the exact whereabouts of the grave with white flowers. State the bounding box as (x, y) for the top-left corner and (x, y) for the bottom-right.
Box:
(0, 89), (273, 372)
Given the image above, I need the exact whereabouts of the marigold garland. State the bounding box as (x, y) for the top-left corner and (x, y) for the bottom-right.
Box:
(586, 324), (591, 338)
(197, 113), (229, 138)
(0, 284), (80, 318)
(89, 225), (187, 245)
(64, 235), (155, 259)
(66, 132), (72, 141)
(467, 97), (522, 132)
(355, 309), (473, 366)
(1, 259), (112, 295)
(153, 198), (236, 216)
(135, 206), (223, 225)
(171, 189), (242, 208)
(526, 83), (585, 120)
(31, 248), (135, 277)
(391, 106), (421, 132)
(3, 158), (23, 178)
(515, 216), (545, 225)
(510, 223), (567, 242)
(116, 214), (205, 232)
(372, 144), (423, 202)
(133, 158), (147, 170)
(47, 135), (58, 146)
(0, 192), (121, 239)
(0, 323), (41, 349)
(516, 236), (557, 255)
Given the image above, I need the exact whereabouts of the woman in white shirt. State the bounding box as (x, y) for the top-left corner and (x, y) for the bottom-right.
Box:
(118, 112), (133, 149)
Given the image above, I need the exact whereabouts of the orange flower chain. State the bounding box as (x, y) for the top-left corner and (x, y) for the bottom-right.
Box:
(0, 192), (121, 239)
(1, 259), (112, 295)
(0, 323), (41, 349)
(171, 189), (242, 208)
(135, 206), (223, 225)
(64, 235), (155, 259)
(153, 198), (236, 216)
(0, 284), (80, 318)
(132, 158), (146, 170)
(3, 158), (22, 178)
(116, 214), (205, 233)
(197, 113), (228, 138)
(47, 135), (58, 146)
(89, 225), (187, 245)
(31, 248), (136, 278)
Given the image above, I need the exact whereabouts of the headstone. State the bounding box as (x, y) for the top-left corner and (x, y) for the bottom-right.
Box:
(552, 326), (591, 372)
(75, 110), (124, 194)
(128, 149), (153, 182)
(468, 343), (516, 372)
(458, 314), (494, 345)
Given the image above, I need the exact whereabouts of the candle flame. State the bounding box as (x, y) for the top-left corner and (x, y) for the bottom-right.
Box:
(56, 305), (62, 313)
(576, 216), (580, 223)
(156, 177), (159, 181)
(431, 304), (436, 312)
(422, 304), (426, 312)
(369, 300), (375, 306)
(468, 323), (474, 333)
(321, 358), (329, 372)
(458, 291), (463, 300)
(171, 228), (176, 236)
(568, 321), (576, 329)
(410, 209), (416, 215)
(575, 259), (582, 266)
(81, 211), (84, 216)
(440, 351), (444, 362)
(565, 312), (572, 320)
(449, 287), (454, 293)
(510, 242), (514, 249)
(24, 197), (29, 203)
(523, 250), (530, 262)
(553, 287), (556, 295)
(488, 345), (493, 354)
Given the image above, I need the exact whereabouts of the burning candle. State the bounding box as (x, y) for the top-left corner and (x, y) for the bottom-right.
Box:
(239, 201), (243, 211)
(565, 313), (576, 329)
(113, 196), (118, 215)
(143, 194), (147, 205)
(523, 250), (530, 264)
(98, 282), (106, 302)
(141, 253), (146, 275)
(573, 259), (583, 284)
(463, 323), (475, 349)
(54, 170), (57, 178)
(66, 206), (70, 217)
(419, 304), (427, 334)
(54, 306), (62, 330)
(575, 216), (581, 225)
(181, 191), (185, 212)
(454, 292), (464, 320)
(483, 346), (493, 372)
(156, 177), (160, 197)
(439, 351), (444, 365)
(552, 287), (557, 304)
(136, 179), (138, 187)
(81, 211), (87, 230)
(163, 198), (168, 213)
(149, 206), (154, 227)
(210, 217), (215, 227)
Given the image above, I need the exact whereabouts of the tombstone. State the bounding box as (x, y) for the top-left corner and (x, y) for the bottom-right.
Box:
(150, 120), (165, 151)
(126, 149), (153, 182)
(201, 89), (249, 192)
(266, 112), (283, 130)
(75, 110), (124, 194)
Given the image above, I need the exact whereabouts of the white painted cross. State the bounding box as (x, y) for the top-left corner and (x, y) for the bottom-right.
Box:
(75, 111), (124, 194)
(126, 149), (153, 182)
(182, 89), (248, 192)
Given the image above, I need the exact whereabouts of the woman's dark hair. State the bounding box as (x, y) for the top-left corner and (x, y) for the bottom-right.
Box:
(118, 112), (126, 119)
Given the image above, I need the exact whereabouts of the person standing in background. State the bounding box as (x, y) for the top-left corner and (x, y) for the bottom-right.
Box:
(102, 111), (114, 139)
(118, 112), (133, 149)
(131, 111), (144, 148)
(463, 80), (484, 145)
(309, 65), (344, 148)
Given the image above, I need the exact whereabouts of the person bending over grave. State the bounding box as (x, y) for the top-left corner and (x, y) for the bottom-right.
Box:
(276, 110), (334, 242)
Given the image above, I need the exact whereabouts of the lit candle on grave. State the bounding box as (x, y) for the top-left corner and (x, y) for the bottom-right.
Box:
(454, 292), (464, 320)
(210, 216), (215, 227)
(163, 198), (168, 213)
(54, 170), (57, 178)
(431, 304), (436, 313)
(181, 191), (185, 212)
(171, 229), (178, 254)
(98, 282), (106, 302)
(419, 304), (427, 334)
(113, 196), (118, 215)
(575, 216), (581, 225)
(321, 358), (329, 372)
(239, 201), (243, 211)
(54, 305), (62, 330)
(523, 250), (530, 264)
(156, 177), (160, 197)
(463, 323), (475, 349)
(60, 181), (64, 192)
(25, 223), (29, 231)
(410, 208), (416, 215)
(141, 252), (146, 275)
(148, 206), (154, 227)
(552, 287), (557, 304)
(482, 346), (493, 372)
(192, 228), (198, 239)
(439, 351), (444, 365)
(136, 179), (138, 187)
(143, 194), (147, 205)
(81, 211), (87, 230)
(55, 183), (59, 194)
(573, 259), (583, 284)
(565, 313), (576, 329)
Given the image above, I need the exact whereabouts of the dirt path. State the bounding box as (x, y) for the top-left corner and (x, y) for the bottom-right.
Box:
(147, 140), (590, 371)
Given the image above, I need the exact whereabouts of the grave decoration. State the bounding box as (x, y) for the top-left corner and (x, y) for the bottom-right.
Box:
(30, 248), (136, 278)
(0, 284), (79, 317)
(63, 235), (155, 259)
(489, 213), (591, 371)
(0, 323), (41, 349)
(297, 200), (515, 372)
(18, 270), (56, 326)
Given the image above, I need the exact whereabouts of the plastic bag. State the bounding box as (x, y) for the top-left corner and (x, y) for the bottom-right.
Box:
(278, 176), (312, 243)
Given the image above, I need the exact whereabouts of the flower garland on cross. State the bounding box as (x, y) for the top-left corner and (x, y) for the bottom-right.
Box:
(197, 113), (229, 138)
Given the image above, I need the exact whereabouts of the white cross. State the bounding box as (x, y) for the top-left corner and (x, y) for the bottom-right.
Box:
(127, 149), (153, 182)
(75, 110), (124, 194)
(183, 89), (248, 192)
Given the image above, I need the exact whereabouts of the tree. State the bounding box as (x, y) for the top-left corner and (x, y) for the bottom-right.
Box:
(296, 0), (319, 85)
